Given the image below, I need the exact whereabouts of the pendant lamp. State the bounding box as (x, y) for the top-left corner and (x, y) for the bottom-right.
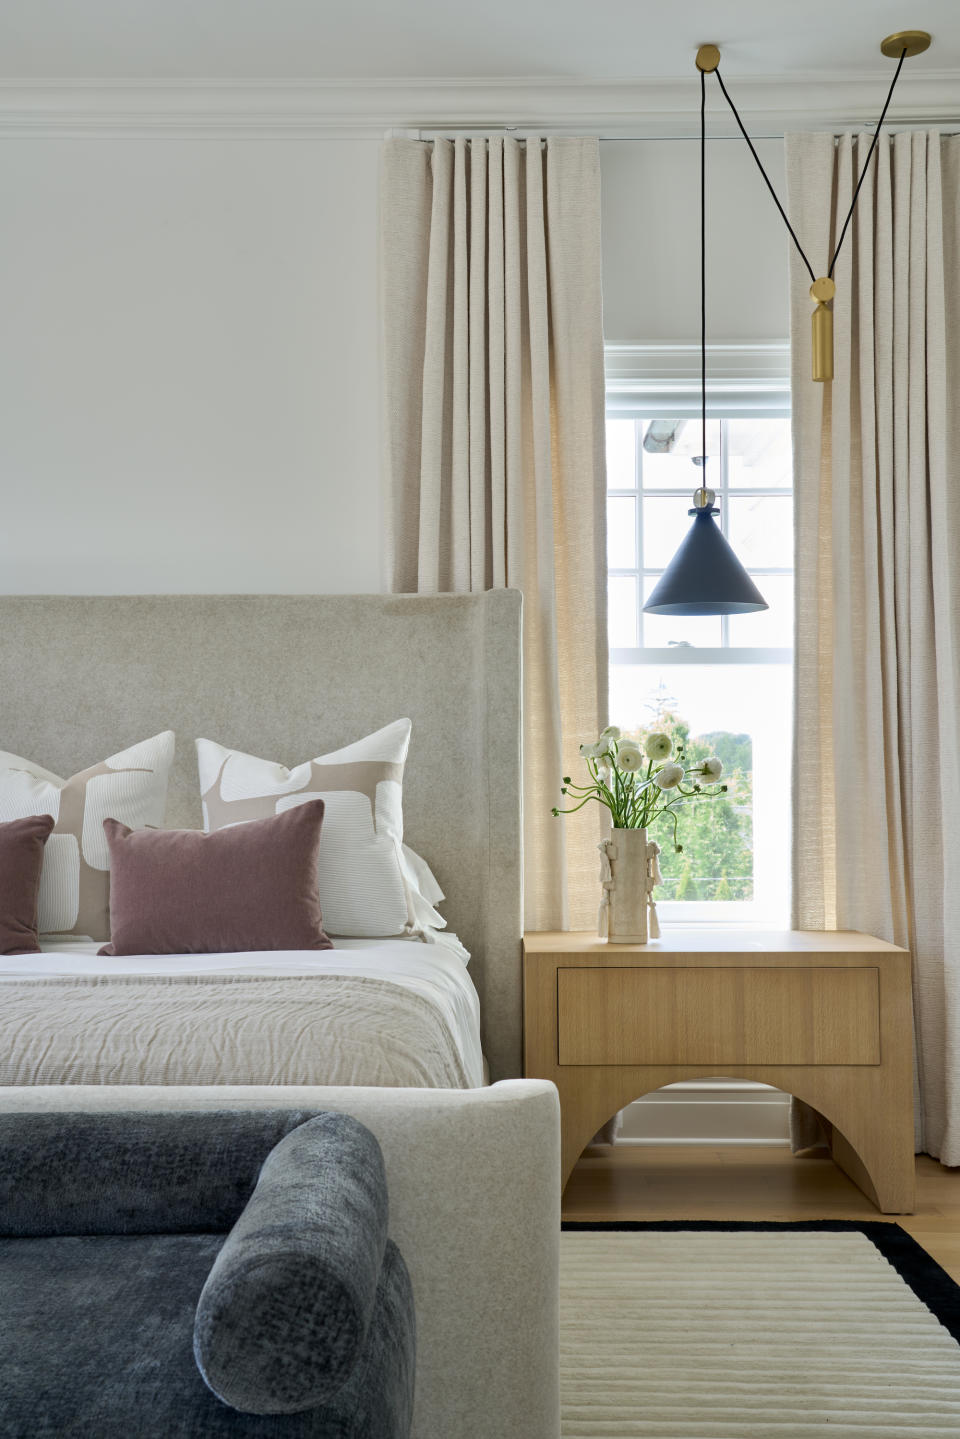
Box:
(644, 31), (931, 619)
(643, 49), (767, 618)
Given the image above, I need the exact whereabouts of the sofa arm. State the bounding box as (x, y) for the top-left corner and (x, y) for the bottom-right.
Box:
(194, 1112), (393, 1415)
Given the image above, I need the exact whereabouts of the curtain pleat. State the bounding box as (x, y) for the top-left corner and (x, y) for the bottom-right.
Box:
(381, 136), (608, 933)
(787, 131), (960, 1161)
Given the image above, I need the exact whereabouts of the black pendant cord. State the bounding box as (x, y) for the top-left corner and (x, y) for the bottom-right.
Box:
(712, 46), (908, 283)
(826, 46), (907, 276)
(700, 66), (707, 473)
(712, 65), (816, 285)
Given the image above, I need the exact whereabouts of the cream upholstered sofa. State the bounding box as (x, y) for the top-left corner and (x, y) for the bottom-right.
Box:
(0, 1080), (561, 1439)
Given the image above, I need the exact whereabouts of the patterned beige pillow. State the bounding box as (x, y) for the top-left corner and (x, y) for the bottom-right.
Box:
(197, 720), (415, 937)
(0, 732), (175, 941)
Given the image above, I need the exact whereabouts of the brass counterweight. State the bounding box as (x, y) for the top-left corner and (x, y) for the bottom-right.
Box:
(810, 277), (837, 383)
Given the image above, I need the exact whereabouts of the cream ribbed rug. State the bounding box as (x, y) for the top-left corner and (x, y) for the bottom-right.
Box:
(560, 1227), (960, 1437)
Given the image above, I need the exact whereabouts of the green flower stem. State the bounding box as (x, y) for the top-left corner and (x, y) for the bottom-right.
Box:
(612, 763), (626, 824)
(551, 794), (599, 816)
(663, 807), (681, 850)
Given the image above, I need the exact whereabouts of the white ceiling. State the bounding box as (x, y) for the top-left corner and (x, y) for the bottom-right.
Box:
(0, 0), (957, 82)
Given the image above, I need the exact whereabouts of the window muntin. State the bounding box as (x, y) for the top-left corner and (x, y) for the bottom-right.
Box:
(607, 414), (793, 658)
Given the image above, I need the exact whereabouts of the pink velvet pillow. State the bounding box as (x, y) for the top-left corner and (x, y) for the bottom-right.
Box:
(98, 799), (333, 956)
(0, 814), (56, 956)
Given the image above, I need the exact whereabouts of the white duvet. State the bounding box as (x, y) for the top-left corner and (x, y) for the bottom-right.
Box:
(0, 936), (484, 1091)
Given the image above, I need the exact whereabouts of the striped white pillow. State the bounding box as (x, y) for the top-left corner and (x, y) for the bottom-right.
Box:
(196, 720), (416, 938)
(0, 732), (175, 941)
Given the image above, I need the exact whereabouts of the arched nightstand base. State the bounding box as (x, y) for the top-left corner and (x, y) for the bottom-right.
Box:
(554, 1067), (912, 1213)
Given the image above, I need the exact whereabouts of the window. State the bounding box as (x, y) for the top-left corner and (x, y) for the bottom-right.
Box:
(605, 347), (792, 924)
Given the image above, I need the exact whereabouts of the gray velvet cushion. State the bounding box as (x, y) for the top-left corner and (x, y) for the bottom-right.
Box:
(194, 1113), (392, 1415)
(0, 1110), (324, 1236)
(0, 1231), (415, 1437)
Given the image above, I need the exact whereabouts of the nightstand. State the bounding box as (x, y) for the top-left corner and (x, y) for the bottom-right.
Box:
(523, 929), (915, 1214)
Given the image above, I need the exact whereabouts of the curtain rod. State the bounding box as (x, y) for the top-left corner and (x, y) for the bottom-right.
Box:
(426, 134), (786, 142)
(399, 130), (782, 142)
(396, 123), (954, 143)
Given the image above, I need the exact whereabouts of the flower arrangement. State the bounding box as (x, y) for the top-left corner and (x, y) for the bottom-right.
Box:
(552, 726), (727, 851)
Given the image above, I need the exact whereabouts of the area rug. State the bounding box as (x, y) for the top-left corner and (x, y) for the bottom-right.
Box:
(559, 1222), (960, 1438)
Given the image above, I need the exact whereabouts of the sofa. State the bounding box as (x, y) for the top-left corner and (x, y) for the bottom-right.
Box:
(0, 1108), (416, 1437)
(0, 1081), (562, 1439)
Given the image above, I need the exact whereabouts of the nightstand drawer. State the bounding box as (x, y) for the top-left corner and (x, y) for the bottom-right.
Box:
(556, 966), (880, 1066)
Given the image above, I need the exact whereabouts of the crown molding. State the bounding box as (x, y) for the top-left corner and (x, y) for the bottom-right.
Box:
(0, 73), (956, 139)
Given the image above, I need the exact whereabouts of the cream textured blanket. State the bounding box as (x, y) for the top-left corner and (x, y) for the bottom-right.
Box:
(0, 972), (472, 1089)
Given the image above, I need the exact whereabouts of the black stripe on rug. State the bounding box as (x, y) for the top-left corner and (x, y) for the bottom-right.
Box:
(561, 1219), (960, 1344)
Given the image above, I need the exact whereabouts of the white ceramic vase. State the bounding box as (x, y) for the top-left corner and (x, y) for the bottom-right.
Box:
(598, 826), (662, 944)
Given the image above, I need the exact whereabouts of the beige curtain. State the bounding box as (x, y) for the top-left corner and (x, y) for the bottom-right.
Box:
(381, 136), (608, 932)
(787, 131), (960, 1161)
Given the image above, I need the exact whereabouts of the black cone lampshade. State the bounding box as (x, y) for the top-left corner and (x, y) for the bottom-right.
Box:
(643, 490), (768, 617)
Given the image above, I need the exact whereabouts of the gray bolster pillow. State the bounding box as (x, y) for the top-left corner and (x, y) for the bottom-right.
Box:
(193, 1112), (389, 1415)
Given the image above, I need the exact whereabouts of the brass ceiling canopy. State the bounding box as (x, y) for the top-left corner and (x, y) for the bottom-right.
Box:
(880, 30), (932, 59)
(695, 44), (720, 73)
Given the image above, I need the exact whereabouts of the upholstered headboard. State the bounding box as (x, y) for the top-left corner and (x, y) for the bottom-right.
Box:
(0, 592), (523, 1080)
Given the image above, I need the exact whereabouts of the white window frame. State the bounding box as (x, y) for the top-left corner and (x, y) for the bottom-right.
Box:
(606, 343), (792, 925)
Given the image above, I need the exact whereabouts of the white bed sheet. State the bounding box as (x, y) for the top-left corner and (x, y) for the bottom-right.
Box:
(14, 935), (485, 1089)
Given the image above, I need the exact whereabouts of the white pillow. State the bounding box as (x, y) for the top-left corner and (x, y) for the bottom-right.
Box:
(197, 720), (421, 938)
(0, 731), (175, 941)
(402, 844), (445, 908)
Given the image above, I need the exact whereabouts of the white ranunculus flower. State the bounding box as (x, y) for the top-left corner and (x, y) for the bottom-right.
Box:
(601, 725), (621, 741)
(653, 763), (684, 791)
(644, 732), (672, 761)
(616, 741), (643, 773)
(581, 737), (614, 760)
(703, 756), (723, 781)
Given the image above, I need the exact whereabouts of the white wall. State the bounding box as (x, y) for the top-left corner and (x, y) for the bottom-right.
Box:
(0, 136), (382, 593)
(601, 137), (790, 344)
(0, 128), (790, 597)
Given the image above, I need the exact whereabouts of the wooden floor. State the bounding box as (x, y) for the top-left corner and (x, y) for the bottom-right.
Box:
(562, 1142), (960, 1283)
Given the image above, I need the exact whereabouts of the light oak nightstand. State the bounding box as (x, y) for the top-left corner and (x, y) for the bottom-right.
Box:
(523, 929), (915, 1214)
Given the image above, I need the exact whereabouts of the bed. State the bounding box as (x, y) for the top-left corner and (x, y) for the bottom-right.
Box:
(0, 592), (523, 1085)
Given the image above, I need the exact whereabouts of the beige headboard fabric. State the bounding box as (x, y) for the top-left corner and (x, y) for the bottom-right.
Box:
(0, 591), (523, 1080)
